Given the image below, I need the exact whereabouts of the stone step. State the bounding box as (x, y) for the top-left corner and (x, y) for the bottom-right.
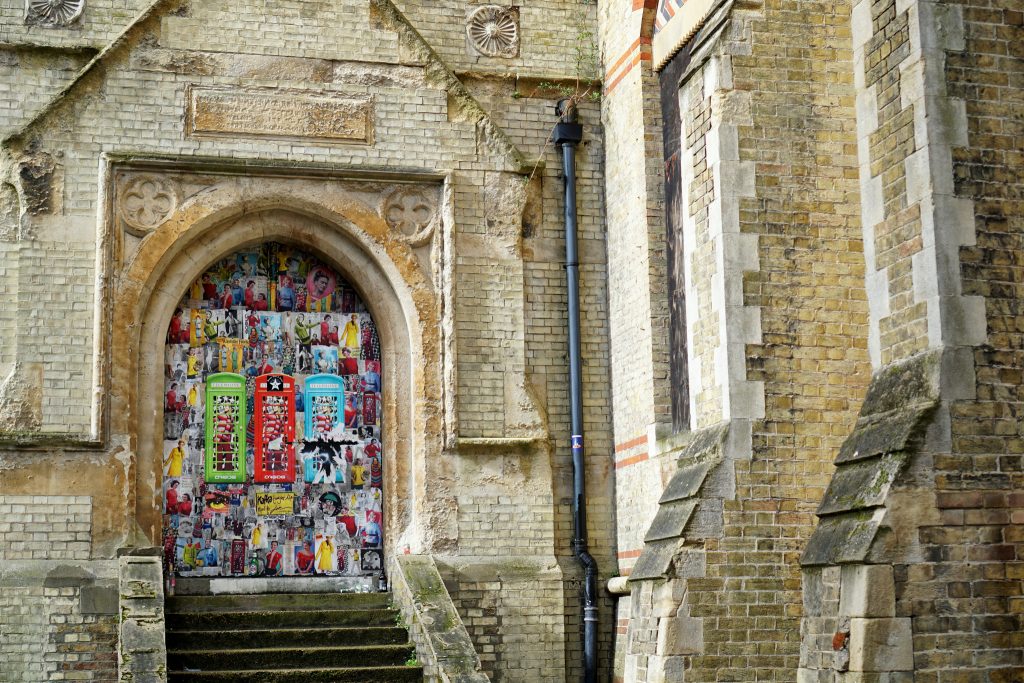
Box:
(162, 592), (420, 682)
(168, 644), (415, 671)
(167, 666), (423, 682)
(166, 591), (390, 613)
(165, 625), (409, 649)
(165, 607), (399, 630)
(172, 576), (379, 595)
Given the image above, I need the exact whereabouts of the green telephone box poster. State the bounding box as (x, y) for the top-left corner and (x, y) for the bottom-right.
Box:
(204, 372), (247, 483)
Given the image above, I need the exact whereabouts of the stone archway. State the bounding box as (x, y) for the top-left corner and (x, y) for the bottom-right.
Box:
(107, 171), (450, 565)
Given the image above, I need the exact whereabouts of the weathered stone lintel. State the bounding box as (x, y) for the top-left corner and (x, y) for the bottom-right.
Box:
(187, 86), (374, 145)
(453, 436), (545, 455)
(0, 433), (104, 449)
(0, 40), (101, 56)
(103, 152), (449, 183)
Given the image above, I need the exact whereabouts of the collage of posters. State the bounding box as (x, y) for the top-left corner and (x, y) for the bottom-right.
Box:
(162, 244), (385, 579)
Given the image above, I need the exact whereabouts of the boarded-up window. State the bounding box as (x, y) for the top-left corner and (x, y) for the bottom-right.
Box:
(660, 48), (691, 432)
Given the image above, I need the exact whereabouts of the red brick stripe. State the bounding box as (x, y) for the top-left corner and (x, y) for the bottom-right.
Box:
(604, 38), (653, 96)
(615, 452), (650, 469)
(614, 434), (647, 453)
(605, 38), (645, 80)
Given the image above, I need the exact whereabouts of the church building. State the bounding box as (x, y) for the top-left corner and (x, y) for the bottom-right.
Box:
(0, 0), (1020, 681)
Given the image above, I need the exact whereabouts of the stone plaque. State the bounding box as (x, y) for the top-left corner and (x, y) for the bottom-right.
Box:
(187, 87), (373, 144)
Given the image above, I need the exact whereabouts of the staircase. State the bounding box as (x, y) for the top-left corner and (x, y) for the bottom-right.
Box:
(165, 592), (422, 682)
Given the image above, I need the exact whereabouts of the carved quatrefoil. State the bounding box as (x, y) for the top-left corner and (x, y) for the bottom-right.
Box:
(466, 5), (520, 58)
(118, 175), (178, 236)
(381, 187), (437, 247)
(26, 0), (85, 27)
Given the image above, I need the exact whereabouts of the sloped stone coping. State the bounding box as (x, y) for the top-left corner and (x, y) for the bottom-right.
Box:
(391, 555), (489, 683)
(629, 422), (732, 582)
(801, 350), (942, 567)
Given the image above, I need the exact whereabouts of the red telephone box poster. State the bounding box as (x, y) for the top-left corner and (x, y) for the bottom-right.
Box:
(230, 538), (246, 575)
(253, 374), (296, 483)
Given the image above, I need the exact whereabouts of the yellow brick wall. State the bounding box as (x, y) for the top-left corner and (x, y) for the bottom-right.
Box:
(924, 0), (1024, 678)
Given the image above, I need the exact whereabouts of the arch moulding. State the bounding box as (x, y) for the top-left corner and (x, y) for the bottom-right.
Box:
(106, 168), (452, 561)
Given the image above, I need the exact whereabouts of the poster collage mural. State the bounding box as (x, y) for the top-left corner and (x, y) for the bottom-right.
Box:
(162, 243), (385, 580)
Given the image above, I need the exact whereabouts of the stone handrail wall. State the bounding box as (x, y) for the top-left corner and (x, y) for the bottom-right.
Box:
(390, 554), (489, 683)
(118, 553), (168, 681)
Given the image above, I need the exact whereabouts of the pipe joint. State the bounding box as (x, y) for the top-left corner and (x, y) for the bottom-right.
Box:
(553, 99), (583, 145)
(553, 122), (583, 146)
(556, 98), (578, 123)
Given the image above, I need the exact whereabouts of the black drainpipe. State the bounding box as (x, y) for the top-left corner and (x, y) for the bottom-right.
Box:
(553, 98), (599, 683)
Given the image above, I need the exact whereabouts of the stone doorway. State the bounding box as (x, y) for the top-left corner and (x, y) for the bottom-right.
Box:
(160, 242), (385, 589)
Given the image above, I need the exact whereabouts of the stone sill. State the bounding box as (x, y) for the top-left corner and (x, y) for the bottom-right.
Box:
(455, 436), (546, 454)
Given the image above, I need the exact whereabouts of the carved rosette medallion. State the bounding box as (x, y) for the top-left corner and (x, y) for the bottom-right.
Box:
(466, 5), (520, 58)
(26, 0), (85, 26)
(381, 188), (437, 247)
(118, 175), (179, 236)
